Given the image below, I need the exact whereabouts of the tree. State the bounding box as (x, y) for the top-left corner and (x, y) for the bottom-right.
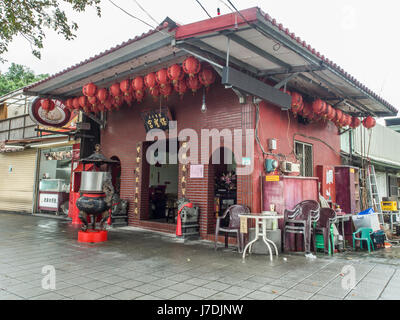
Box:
(0, 63), (49, 96)
(0, 0), (102, 61)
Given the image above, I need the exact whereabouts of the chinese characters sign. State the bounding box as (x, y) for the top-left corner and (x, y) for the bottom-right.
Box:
(141, 108), (171, 132)
(39, 193), (59, 209)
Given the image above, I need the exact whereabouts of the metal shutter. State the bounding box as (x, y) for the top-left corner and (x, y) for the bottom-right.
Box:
(0, 149), (37, 213)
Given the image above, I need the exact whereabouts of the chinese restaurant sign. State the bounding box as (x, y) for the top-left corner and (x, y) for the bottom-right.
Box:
(29, 97), (72, 128)
(140, 107), (171, 132)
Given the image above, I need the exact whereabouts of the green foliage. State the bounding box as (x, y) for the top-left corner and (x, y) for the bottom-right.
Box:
(0, 63), (49, 96)
(0, 0), (102, 61)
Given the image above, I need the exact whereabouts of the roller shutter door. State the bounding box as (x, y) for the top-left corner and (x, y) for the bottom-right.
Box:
(0, 149), (37, 213)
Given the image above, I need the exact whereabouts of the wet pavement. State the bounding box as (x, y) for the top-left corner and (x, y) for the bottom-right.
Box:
(0, 212), (399, 300)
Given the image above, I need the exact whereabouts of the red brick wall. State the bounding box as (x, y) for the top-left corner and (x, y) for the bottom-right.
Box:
(101, 83), (341, 239)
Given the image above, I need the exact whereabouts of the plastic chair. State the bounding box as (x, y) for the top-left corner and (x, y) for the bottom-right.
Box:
(313, 208), (337, 255)
(283, 200), (320, 253)
(353, 228), (375, 253)
(215, 205), (250, 253)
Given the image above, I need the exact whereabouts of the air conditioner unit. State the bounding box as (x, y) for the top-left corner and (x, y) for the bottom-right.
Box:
(280, 161), (301, 173)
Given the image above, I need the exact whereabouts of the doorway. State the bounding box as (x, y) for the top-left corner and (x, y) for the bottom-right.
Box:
(146, 140), (179, 223)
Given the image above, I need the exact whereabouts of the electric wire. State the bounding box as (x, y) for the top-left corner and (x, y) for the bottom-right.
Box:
(132, 0), (161, 26)
(195, 0), (212, 18)
(218, 0), (234, 13)
(108, 0), (170, 37)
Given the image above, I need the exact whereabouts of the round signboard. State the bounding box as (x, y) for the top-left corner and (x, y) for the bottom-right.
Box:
(29, 97), (72, 128)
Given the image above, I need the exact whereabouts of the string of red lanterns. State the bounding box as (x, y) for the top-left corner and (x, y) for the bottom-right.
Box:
(282, 90), (376, 130)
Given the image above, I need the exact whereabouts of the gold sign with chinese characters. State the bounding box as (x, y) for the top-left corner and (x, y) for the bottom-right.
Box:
(134, 143), (141, 216)
(140, 108), (171, 132)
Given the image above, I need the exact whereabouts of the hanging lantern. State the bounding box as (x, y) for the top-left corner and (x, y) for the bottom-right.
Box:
(167, 64), (184, 85)
(135, 90), (146, 103)
(291, 92), (303, 115)
(186, 76), (203, 94)
(350, 117), (361, 129)
(149, 85), (160, 101)
(160, 83), (173, 99)
(132, 76), (145, 94)
(97, 103), (105, 112)
(182, 56), (201, 78)
(120, 79), (131, 96)
(198, 67), (216, 89)
(363, 116), (376, 129)
(41, 99), (55, 112)
(156, 69), (170, 88)
(104, 97), (114, 111)
(144, 72), (157, 90)
(72, 97), (81, 110)
(110, 83), (121, 98)
(79, 96), (90, 113)
(325, 104), (336, 121)
(334, 109), (344, 125)
(96, 88), (109, 104)
(124, 92), (135, 106)
(301, 102), (314, 119)
(174, 80), (187, 99)
(83, 82), (97, 97)
(344, 114), (352, 127)
(65, 98), (74, 110)
(312, 99), (326, 115)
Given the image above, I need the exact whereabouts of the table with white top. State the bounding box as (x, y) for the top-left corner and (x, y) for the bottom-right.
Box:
(239, 213), (284, 262)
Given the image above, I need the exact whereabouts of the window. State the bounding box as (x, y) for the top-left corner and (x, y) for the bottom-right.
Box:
(295, 141), (313, 177)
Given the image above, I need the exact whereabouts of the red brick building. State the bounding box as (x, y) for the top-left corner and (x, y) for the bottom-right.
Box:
(24, 7), (397, 240)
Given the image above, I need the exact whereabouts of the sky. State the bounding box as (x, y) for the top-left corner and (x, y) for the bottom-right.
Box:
(1, 0), (400, 118)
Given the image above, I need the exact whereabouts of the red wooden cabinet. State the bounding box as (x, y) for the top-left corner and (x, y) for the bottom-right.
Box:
(334, 166), (360, 214)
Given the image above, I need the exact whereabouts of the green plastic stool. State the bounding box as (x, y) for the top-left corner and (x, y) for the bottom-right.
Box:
(353, 228), (374, 253)
(314, 224), (335, 255)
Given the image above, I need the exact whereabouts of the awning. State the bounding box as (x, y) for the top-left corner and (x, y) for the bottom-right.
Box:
(22, 8), (397, 117)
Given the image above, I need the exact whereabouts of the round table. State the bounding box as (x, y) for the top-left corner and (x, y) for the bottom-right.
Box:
(239, 213), (284, 262)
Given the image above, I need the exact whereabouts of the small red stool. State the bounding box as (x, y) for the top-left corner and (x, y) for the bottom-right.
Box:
(78, 229), (108, 243)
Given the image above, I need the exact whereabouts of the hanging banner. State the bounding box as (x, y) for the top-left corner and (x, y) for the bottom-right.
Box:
(29, 97), (72, 128)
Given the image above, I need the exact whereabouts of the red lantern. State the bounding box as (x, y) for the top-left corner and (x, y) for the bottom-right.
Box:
(112, 96), (124, 109)
(132, 76), (145, 94)
(135, 90), (146, 103)
(79, 96), (91, 113)
(186, 76), (203, 94)
(41, 99), (55, 112)
(144, 72), (157, 90)
(291, 92), (303, 115)
(363, 116), (376, 129)
(124, 92), (135, 106)
(350, 117), (361, 129)
(72, 97), (81, 110)
(343, 114), (352, 127)
(156, 69), (170, 88)
(83, 83), (97, 97)
(110, 83), (121, 97)
(120, 80), (131, 96)
(97, 103), (105, 112)
(88, 96), (98, 107)
(96, 88), (109, 104)
(198, 67), (216, 89)
(167, 64), (184, 85)
(65, 98), (74, 110)
(301, 102), (314, 119)
(334, 109), (343, 125)
(149, 86), (160, 101)
(182, 56), (201, 78)
(174, 80), (187, 99)
(104, 97), (114, 111)
(160, 84), (173, 99)
(325, 104), (336, 121)
(312, 99), (326, 115)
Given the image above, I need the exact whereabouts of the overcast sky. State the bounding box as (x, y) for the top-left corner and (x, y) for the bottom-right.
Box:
(1, 0), (399, 115)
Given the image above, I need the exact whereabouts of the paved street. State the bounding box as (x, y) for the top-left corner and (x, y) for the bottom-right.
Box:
(0, 212), (399, 300)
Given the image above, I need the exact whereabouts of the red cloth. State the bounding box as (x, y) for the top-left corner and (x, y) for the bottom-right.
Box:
(176, 202), (193, 236)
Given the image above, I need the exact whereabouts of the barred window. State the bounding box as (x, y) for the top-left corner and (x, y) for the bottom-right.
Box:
(295, 141), (313, 177)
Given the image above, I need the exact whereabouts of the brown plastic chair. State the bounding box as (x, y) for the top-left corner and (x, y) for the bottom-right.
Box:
(283, 200), (320, 253)
(312, 207), (337, 254)
(215, 205), (250, 253)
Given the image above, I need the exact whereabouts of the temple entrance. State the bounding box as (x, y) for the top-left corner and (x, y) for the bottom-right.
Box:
(146, 140), (178, 223)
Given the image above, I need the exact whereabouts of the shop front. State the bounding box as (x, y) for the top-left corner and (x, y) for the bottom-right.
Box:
(22, 8), (397, 244)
